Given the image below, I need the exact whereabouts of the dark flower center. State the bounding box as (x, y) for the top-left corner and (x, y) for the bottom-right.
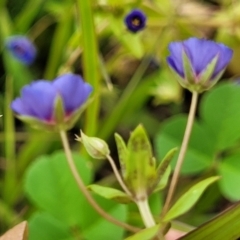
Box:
(131, 17), (141, 27)
(12, 45), (25, 55)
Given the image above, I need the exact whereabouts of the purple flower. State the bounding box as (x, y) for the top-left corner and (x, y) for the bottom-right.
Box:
(124, 9), (146, 33)
(11, 73), (92, 130)
(5, 36), (36, 65)
(167, 38), (233, 92)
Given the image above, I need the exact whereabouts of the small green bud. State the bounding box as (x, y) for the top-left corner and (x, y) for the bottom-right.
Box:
(77, 131), (110, 159)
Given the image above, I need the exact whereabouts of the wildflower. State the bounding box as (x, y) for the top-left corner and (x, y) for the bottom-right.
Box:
(11, 73), (92, 130)
(124, 9), (146, 33)
(167, 37), (233, 92)
(5, 36), (37, 65)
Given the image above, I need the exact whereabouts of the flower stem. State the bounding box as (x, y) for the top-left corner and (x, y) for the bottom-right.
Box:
(136, 199), (156, 228)
(106, 154), (132, 196)
(59, 130), (139, 233)
(3, 74), (16, 205)
(162, 91), (198, 216)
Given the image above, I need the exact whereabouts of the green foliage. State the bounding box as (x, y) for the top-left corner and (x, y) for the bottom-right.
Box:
(25, 151), (127, 240)
(180, 202), (240, 240)
(155, 83), (240, 201)
(2, 0), (240, 238)
(87, 184), (132, 203)
(125, 224), (162, 240)
(164, 177), (219, 222)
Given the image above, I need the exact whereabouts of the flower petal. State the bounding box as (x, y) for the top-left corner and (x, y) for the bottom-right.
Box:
(53, 73), (93, 114)
(183, 38), (221, 76)
(213, 43), (233, 77)
(124, 9), (147, 33)
(167, 42), (185, 77)
(12, 81), (57, 120)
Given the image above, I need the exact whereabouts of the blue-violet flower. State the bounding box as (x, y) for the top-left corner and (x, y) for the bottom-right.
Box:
(124, 9), (146, 33)
(167, 37), (233, 92)
(11, 73), (92, 130)
(5, 36), (36, 65)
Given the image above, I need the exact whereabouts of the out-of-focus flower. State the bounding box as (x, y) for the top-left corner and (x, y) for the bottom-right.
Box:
(11, 73), (92, 130)
(167, 37), (233, 92)
(124, 9), (146, 33)
(5, 36), (36, 65)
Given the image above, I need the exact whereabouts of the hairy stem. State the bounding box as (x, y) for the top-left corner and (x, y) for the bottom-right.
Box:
(106, 154), (132, 196)
(162, 91), (198, 216)
(60, 130), (139, 233)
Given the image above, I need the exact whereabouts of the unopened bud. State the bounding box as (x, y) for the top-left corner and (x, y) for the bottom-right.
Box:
(77, 131), (110, 159)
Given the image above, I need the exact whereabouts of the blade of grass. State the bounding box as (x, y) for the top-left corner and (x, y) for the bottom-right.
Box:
(180, 202), (240, 240)
(75, 0), (100, 136)
(44, 3), (73, 79)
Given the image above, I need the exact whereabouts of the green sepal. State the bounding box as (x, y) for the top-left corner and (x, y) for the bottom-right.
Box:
(14, 97), (93, 131)
(182, 50), (195, 85)
(16, 115), (56, 131)
(87, 184), (132, 204)
(163, 176), (220, 222)
(53, 95), (65, 126)
(170, 51), (223, 93)
(125, 124), (156, 200)
(203, 69), (225, 91)
(198, 55), (219, 85)
(63, 97), (93, 130)
(79, 131), (110, 159)
(114, 133), (128, 178)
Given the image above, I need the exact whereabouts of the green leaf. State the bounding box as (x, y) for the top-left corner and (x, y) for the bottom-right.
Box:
(76, 0), (100, 136)
(164, 176), (219, 222)
(155, 115), (214, 175)
(29, 213), (73, 240)
(218, 152), (240, 201)
(24, 151), (92, 226)
(154, 166), (171, 193)
(180, 202), (240, 240)
(198, 55), (218, 86)
(87, 184), (132, 203)
(156, 147), (177, 182)
(200, 83), (240, 151)
(125, 224), (162, 240)
(25, 150), (127, 240)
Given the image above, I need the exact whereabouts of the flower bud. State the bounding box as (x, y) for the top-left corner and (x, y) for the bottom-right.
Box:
(78, 131), (110, 159)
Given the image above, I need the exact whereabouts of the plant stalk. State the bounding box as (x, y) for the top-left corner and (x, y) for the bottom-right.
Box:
(60, 130), (139, 233)
(162, 91), (198, 216)
(106, 154), (132, 196)
(136, 199), (156, 228)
